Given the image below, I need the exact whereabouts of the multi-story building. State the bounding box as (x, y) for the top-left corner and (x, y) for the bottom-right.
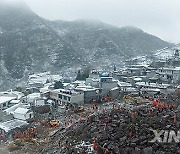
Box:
(157, 67), (180, 84)
(100, 77), (118, 96)
(50, 89), (84, 105)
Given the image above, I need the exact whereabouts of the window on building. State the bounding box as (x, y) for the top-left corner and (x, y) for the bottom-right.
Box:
(68, 97), (71, 101)
(58, 94), (62, 99)
(64, 96), (67, 100)
(3, 103), (6, 107)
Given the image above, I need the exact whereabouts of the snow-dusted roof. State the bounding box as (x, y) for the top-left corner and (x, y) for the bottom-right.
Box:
(27, 93), (41, 99)
(118, 81), (132, 87)
(5, 104), (21, 114)
(14, 107), (30, 115)
(126, 87), (137, 92)
(40, 86), (49, 93)
(0, 91), (24, 100)
(0, 119), (28, 132)
(92, 78), (100, 82)
(100, 77), (113, 79)
(110, 87), (119, 91)
(136, 82), (170, 89)
(141, 88), (160, 92)
(75, 85), (97, 92)
(158, 67), (180, 71)
(0, 96), (16, 104)
(127, 68), (141, 70)
(63, 83), (70, 87)
(73, 80), (85, 84)
(10, 100), (21, 104)
(134, 77), (142, 81)
(52, 89), (79, 95)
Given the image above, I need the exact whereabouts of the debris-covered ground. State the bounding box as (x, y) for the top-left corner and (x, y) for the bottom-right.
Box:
(1, 92), (180, 154)
(42, 102), (180, 154)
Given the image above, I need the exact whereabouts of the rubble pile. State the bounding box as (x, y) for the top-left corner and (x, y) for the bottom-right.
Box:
(42, 105), (180, 154)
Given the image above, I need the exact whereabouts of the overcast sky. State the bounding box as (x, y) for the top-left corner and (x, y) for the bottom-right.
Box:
(23, 0), (180, 43)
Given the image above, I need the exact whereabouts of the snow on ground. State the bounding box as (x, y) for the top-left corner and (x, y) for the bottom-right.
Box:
(154, 49), (174, 60)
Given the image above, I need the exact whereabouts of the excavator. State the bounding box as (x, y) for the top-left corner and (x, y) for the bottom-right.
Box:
(73, 106), (85, 113)
(49, 120), (59, 127)
(123, 95), (141, 104)
(68, 103), (85, 113)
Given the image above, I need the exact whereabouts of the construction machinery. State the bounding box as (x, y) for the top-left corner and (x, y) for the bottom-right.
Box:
(74, 106), (85, 113)
(123, 95), (141, 104)
(49, 120), (59, 127)
(68, 103), (85, 113)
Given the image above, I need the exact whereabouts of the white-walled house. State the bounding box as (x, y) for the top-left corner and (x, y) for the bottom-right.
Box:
(0, 119), (28, 135)
(34, 99), (46, 106)
(0, 96), (16, 110)
(50, 89), (84, 105)
(13, 107), (34, 121)
(0, 91), (24, 100)
(157, 67), (180, 83)
(118, 81), (133, 92)
(23, 93), (41, 104)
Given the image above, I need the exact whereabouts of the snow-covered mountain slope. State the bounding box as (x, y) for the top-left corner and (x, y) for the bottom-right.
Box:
(0, 0), (173, 89)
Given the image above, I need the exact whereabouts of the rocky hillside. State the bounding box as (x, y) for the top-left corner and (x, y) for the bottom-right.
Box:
(52, 20), (170, 59)
(0, 0), (172, 89)
(0, 0), (80, 80)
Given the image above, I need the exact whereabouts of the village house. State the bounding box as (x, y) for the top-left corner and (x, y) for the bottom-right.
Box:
(89, 69), (101, 79)
(72, 80), (86, 88)
(0, 111), (13, 122)
(118, 81), (133, 92)
(75, 85), (99, 103)
(8, 100), (21, 106)
(0, 109), (30, 137)
(28, 72), (63, 88)
(145, 67), (157, 78)
(135, 82), (171, 90)
(109, 87), (120, 99)
(33, 98), (47, 106)
(0, 96), (17, 110)
(157, 67), (180, 84)
(0, 118), (28, 138)
(100, 77), (118, 96)
(13, 107), (34, 121)
(50, 89), (84, 105)
(0, 91), (24, 100)
(5, 103), (30, 115)
(85, 78), (100, 88)
(22, 93), (42, 104)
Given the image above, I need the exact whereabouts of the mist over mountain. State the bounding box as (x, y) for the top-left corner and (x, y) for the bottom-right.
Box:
(0, 0), (172, 89)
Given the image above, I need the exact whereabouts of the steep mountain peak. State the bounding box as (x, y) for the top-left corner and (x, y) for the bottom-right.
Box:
(0, 0), (31, 11)
(0, 0), (41, 31)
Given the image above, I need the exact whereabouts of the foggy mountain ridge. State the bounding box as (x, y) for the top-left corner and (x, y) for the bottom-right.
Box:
(0, 0), (173, 89)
